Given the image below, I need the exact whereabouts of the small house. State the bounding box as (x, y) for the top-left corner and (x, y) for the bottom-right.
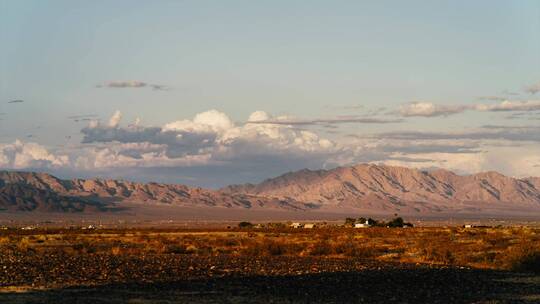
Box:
(354, 223), (370, 228)
(354, 219), (371, 228)
(303, 223), (315, 229)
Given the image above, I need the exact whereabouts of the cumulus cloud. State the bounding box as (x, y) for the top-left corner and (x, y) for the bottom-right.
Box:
(399, 102), (468, 117)
(80, 110), (338, 168)
(0, 140), (68, 169)
(96, 81), (169, 90)
(163, 110), (235, 133)
(3, 108), (540, 187)
(108, 110), (122, 127)
(71, 142), (212, 170)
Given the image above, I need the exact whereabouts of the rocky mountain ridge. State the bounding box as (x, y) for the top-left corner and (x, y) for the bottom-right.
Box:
(224, 164), (540, 213)
(2, 164), (540, 213)
(0, 171), (307, 212)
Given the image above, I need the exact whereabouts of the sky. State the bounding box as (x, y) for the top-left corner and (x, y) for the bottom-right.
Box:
(1, 1), (540, 187)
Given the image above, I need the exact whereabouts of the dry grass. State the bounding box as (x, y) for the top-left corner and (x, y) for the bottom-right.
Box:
(1, 226), (539, 271)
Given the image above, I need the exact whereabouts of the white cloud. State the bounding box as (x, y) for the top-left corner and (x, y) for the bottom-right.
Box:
(108, 110), (122, 127)
(247, 111), (271, 122)
(72, 142), (212, 169)
(0, 140), (69, 169)
(474, 100), (540, 112)
(379, 152), (487, 175)
(397, 100), (540, 118)
(399, 102), (468, 117)
(162, 109), (234, 134)
(79, 110), (339, 171)
(2, 109), (540, 187)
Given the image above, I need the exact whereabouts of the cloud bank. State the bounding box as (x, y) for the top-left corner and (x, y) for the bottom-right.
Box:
(2, 108), (540, 187)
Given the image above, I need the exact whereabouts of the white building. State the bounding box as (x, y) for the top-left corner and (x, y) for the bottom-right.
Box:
(290, 222), (302, 228)
(354, 223), (370, 228)
(354, 219), (371, 228)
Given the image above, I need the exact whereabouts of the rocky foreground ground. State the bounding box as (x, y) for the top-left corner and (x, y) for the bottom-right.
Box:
(1, 252), (539, 304)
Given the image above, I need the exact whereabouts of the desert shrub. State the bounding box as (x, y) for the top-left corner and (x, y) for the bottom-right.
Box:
(502, 245), (540, 273)
(111, 246), (122, 255)
(242, 238), (303, 256)
(480, 232), (511, 249)
(363, 227), (388, 238)
(263, 240), (288, 255)
(0, 236), (10, 244)
(72, 242), (96, 254)
(426, 248), (454, 264)
(468, 251), (497, 264)
(213, 237), (240, 247)
(166, 243), (194, 254)
(334, 241), (381, 258)
(350, 246), (381, 258)
(309, 240), (333, 256)
(266, 222), (287, 229)
(16, 237), (33, 253)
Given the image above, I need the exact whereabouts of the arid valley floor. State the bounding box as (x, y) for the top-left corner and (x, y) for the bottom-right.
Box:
(1, 225), (539, 303)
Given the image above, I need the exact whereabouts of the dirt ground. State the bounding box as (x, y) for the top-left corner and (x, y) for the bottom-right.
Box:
(1, 227), (539, 303)
(1, 258), (539, 304)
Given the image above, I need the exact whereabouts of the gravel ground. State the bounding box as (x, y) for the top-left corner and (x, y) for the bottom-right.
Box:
(1, 252), (539, 303)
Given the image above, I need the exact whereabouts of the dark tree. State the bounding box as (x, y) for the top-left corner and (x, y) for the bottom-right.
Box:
(344, 217), (356, 227)
(238, 221), (254, 229)
(387, 217), (405, 228)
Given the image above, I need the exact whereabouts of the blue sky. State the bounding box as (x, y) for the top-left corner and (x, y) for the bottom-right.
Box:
(1, 1), (540, 187)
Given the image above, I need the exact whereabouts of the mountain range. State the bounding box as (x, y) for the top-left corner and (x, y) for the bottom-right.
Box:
(2, 164), (540, 215)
